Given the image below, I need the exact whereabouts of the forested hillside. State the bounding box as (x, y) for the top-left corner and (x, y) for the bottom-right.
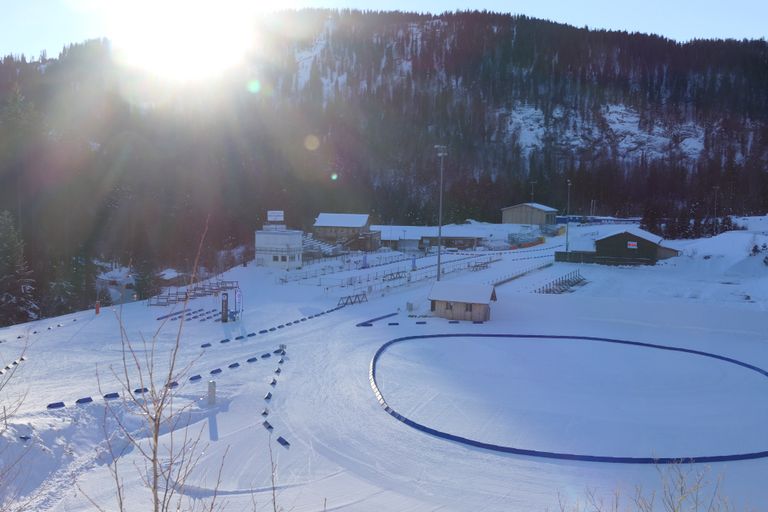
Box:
(0, 9), (767, 320)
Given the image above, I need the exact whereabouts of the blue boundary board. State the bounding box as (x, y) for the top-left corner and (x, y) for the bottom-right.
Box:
(369, 333), (768, 464)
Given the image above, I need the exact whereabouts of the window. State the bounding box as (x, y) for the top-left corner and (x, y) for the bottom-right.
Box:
(430, 300), (436, 311)
(465, 303), (473, 312)
(281, 255), (287, 262)
(289, 255), (295, 261)
(445, 302), (453, 311)
(273, 255), (279, 262)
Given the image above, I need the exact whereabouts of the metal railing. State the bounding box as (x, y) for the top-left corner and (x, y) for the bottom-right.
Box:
(535, 270), (585, 294)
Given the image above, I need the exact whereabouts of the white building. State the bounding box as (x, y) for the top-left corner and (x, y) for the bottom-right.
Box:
(254, 227), (303, 269)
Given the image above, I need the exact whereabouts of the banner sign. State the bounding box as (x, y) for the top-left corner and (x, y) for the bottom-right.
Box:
(267, 210), (284, 222)
(627, 241), (638, 249)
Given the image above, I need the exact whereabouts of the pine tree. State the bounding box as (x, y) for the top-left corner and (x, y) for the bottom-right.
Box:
(133, 258), (160, 300)
(0, 211), (38, 326)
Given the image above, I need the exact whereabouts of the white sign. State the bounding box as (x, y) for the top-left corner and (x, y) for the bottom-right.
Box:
(267, 210), (284, 222)
(627, 241), (638, 249)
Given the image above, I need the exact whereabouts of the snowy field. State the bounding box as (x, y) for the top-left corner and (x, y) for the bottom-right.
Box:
(1, 220), (768, 511)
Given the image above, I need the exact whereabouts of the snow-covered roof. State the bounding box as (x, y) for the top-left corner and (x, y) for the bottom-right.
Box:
(428, 281), (497, 304)
(371, 220), (534, 241)
(159, 268), (180, 280)
(371, 225), (436, 241)
(595, 228), (664, 245)
(314, 213), (369, 228)
(501, 202), (558, 213)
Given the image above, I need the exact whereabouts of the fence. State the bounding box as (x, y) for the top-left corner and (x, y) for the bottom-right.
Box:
(347, 256), (501, 299)
(489, 261), (553, 287)
(280, 252), (427, 283)
(147, 277), (239, 306)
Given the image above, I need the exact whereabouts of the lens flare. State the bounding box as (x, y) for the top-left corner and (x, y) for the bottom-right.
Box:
(304, 135), (320, 151)
(105, 0), (257, 82)
(330, 173), (339, 181)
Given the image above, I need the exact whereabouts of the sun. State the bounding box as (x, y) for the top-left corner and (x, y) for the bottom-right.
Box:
(105, 0), (257, 82)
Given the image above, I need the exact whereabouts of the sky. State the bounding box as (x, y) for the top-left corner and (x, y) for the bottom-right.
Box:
(1, 0), (767, 60)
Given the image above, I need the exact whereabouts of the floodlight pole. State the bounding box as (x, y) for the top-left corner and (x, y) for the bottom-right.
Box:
(435, 145), (447, 281)
(566, 179), (572, 254)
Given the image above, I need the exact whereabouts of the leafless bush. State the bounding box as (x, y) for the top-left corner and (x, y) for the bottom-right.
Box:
(555, 463), (739, 512)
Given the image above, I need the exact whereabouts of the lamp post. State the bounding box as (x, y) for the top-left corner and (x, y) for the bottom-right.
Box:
(435, 145), (447, 281)
(566, 179), (572, 254)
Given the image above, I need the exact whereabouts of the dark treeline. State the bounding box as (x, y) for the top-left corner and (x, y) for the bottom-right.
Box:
(0, 9), (767, 321)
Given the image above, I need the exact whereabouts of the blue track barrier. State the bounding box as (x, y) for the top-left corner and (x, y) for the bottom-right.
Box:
(369, 333), (768, 464)
(76, 397), (93, 404)
(356, 312), (398, 327)
(276, 436), (290, 447)
(47, 402), (65, 409)
(104, 392), (119, 400)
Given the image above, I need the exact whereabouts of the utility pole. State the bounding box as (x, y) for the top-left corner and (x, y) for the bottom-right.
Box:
(566, 179), (572, 254)
(528, 180), (537, 225)
(713, 185), (720, 235)
(435, 145), (447, 281)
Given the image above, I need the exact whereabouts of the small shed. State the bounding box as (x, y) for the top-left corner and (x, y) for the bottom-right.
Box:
(501, 203), (558, 225)
(556, 227), (679, 265)
(594, 229), (679, 262)
(428, 282), (497, 322)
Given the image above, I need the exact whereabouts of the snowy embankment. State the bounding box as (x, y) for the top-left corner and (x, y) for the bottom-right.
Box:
(1, 223), (768, 511)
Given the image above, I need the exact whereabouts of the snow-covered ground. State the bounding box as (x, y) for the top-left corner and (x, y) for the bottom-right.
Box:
(2, 220), (768, 511)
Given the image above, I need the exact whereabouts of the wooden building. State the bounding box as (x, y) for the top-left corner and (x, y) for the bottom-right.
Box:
(313, 213), (380, 250)
(428, 281), (497, 322)
(501, 203), (558, 225)
(555, 228), (679, 265)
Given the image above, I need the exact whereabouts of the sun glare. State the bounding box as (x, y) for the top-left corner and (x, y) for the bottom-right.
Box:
(105, 0), (256, 82)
